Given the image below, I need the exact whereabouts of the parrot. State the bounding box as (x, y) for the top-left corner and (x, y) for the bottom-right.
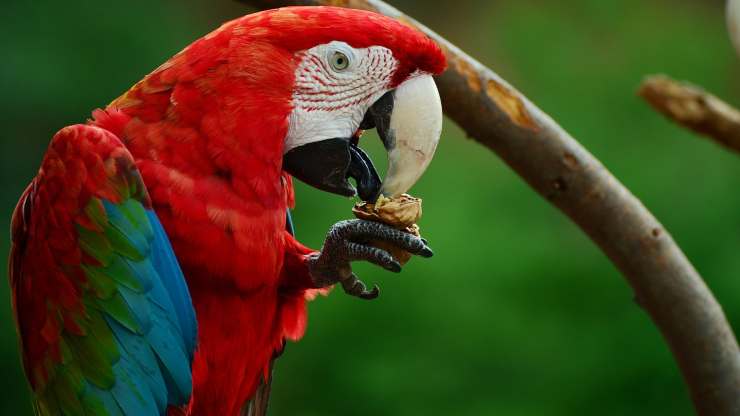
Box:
(8, 6), (446, 416)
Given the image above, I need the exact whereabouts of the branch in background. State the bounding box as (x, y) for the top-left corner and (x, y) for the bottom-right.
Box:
(241, 1), (740, 415)
(639, 75), (740, 154)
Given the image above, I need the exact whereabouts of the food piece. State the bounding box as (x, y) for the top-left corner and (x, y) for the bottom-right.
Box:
(352, 194), (422, 228)
(352, 194), (423, 265)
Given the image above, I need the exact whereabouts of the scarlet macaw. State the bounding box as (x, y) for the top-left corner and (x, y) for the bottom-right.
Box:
(9, 6), (445, 415)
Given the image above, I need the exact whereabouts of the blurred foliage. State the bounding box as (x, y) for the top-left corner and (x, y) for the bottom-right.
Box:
(2, 0), (739, 415)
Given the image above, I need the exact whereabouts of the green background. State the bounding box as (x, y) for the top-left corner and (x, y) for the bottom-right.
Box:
(2, 0), (739, 414)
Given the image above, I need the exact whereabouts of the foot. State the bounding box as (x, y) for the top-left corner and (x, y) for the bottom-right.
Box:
(307, 219), (433, 300)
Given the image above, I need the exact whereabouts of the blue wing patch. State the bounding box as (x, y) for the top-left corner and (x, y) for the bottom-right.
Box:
(77, 200), (197, 415)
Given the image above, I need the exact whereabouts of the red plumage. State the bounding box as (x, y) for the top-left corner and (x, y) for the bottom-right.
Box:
(88, 6), (446, 415)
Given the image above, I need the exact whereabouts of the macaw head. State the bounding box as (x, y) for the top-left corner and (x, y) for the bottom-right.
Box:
(107, 6), (445, 202)
(240, 6), (447, 201)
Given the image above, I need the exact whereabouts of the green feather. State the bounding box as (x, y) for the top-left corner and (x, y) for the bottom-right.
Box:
(35, 388), (59, 416)
(94, 293), (141, 334)
(104, 199), (151, 263)
(104, 225), (144, 262)
(80, 391), (109, 416)
(84, 199), (108, 230)
(103, 256), (145, 293)
(51, 369), (86, 416)
(118, 199), (152, 238)
(84, 310), (119, 363)
(78, 227), (113, 266)
(65, 333), (115, 389)
(126, 170), (147, 201)
(107, 170), (131, 201)
(82, 265), (118, 299)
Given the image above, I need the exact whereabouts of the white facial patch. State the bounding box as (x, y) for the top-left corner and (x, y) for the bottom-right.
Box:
(284, 41), (398, 153)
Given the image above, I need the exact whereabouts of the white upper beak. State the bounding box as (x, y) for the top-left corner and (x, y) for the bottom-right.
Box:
(380, 74), (443, 198)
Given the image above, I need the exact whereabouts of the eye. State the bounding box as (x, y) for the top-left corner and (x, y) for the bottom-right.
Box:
(330, 51), (350, 71)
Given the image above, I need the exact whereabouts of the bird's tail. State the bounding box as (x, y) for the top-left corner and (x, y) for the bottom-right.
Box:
(242, 357), (276, 416)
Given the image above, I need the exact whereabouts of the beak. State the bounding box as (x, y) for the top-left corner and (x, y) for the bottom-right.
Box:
(283, 74), (442, 202)
(367, 75), (443, 198)
(282, 137), (382, 201)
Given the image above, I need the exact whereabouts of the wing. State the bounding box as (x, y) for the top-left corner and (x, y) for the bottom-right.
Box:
(9, 124), (197, 416)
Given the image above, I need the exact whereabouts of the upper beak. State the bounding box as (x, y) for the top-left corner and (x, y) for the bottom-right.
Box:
(367, 75), (443, 198)
(283, 74), (443, 202)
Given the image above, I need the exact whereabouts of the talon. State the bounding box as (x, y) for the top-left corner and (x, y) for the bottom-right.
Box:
(386, 260), (402, 273)
(360, 284), (380, 300)
(420, 246), (434, 258)
(341, 274), (380, 300)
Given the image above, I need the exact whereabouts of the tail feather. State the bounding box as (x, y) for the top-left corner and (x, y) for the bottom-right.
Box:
(241, 359), (275, 416)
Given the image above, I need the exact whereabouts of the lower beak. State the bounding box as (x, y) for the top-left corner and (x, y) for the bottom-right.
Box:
(282, 137), (382, 201)
(283, 74), (442, 202)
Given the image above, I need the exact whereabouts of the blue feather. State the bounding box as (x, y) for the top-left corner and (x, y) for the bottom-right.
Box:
(116, 284), (153, 335)
(120, 257), (154, 292)
(103, 200), (150, 257)
(286, 209), (295, 236)
(106, 318), (168, 411)
(109, 354), (160, 416)
(146, 210), (197, 359)
(145, 303), (193, 405)
(95, 201), (197, 414)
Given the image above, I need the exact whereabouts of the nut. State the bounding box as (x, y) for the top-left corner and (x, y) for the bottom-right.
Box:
(352, 194), (423, 265)
(352, 194), (422, 229)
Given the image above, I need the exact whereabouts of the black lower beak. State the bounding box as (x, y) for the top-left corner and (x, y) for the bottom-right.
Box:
(283, 91), (396, 202)
(283, 138), (382, 201)
(347, 143), (382, 201)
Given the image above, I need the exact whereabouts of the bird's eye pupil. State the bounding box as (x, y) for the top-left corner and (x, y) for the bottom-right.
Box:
(331, 52), (349, 71)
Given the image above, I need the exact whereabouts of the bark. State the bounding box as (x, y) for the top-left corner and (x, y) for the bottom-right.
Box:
(639, 75), (740, 154)
(240, 1), (740, 414)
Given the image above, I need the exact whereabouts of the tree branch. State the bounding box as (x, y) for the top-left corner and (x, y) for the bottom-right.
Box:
(241, 1), (740, 414)
(638, 75), (740, 154)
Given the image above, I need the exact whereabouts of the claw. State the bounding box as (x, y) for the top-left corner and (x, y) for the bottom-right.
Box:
(386, 259), (402, 273)
(419, 246), (434, 258)
(341, 274), (380, 300)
